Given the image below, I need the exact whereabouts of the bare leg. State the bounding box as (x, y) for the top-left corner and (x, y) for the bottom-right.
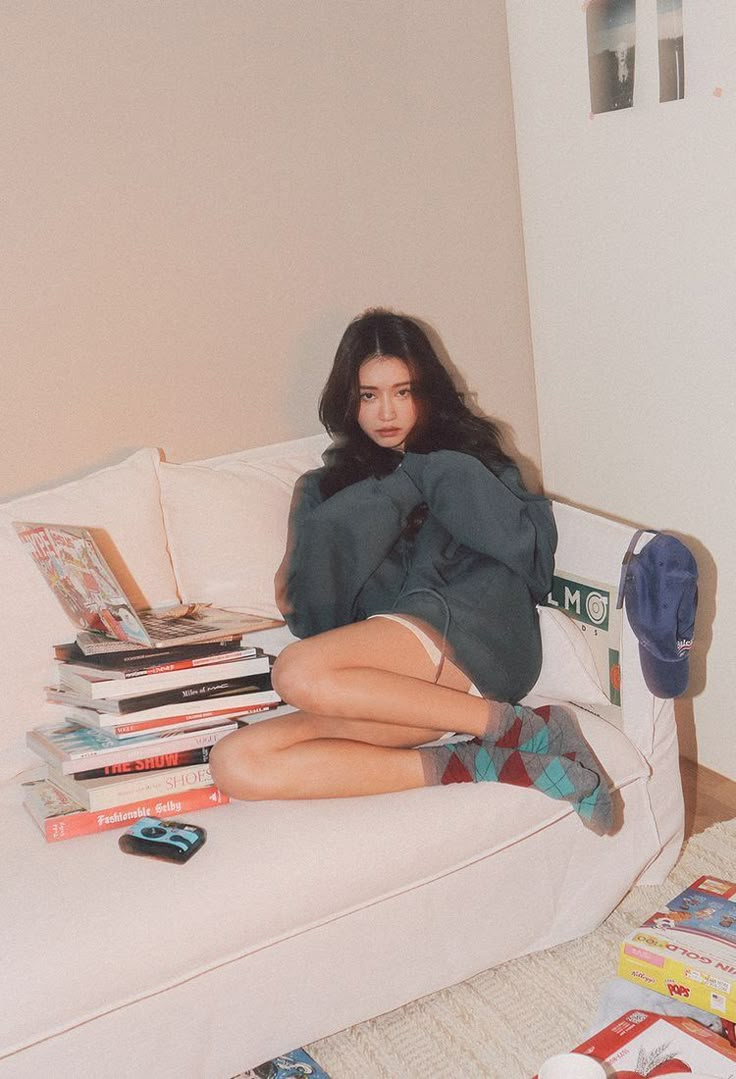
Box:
(270, 619), (492, 734)
(210, 711), (433, 799)
(209, 618), (615, 831)
(209, 617), (487, 800)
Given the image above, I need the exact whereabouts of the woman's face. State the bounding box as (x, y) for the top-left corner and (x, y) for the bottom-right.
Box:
(357, 355), (419, 451)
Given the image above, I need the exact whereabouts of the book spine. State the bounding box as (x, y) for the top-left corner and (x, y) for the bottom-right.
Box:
(104, 702), (275, 737)
(46, 678), (277, 716)
(75, 629), (247, 655)
(58, 656), (270, 698)
(98, 673), (273, 713)
(26, 785), (229, 842)
(30, 721), (239, 773)
(102, 650), (260, 678)
(60, 636), (247, 663)
(51, 763), (215, 810)
(72, 745), (212, 780)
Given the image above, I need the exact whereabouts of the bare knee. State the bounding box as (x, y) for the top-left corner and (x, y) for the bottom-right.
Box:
(270, 641), (312, 706)
(271, 641), (335, 714)
(209, 729), (286, 801)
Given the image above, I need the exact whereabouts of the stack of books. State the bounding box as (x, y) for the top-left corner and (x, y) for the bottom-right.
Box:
(23, 633), (281, 841)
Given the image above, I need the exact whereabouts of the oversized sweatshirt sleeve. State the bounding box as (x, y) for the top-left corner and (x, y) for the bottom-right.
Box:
(399, 450), (557, 601)
(282, 466), (424, 638)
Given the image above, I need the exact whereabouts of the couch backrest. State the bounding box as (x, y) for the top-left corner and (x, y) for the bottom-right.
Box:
(156, 434), (332, 619)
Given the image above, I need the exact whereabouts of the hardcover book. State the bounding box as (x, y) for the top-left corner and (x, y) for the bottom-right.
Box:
(23, 778), (229, 842)
(46, 671), (278, 714)
(57, 651), (271, 699)
(26, 719), (239, 774)
(53, 638), (257, 668)
(61, 700), (277, 739)
(70, 746), (213, 780)
(48, 761), (216, 811)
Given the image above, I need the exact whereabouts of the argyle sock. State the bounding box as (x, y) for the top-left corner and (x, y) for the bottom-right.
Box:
(520, 749), (614, 835)
(418, 704), (614, 835)
(490, 702), (597, 763)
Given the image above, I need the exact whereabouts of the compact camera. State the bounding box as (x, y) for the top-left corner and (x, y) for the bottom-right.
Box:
(118, 816), (207, 863)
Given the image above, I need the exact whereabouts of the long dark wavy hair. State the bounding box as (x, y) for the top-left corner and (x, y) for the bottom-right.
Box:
(317, 309), (513, 498)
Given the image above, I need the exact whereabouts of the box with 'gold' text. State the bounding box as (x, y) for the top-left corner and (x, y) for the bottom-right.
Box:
(618, 875), (736, 1022)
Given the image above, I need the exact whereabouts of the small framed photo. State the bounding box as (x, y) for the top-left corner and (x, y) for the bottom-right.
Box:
(658, 0), (685, 102)
(586, 0), (637, 115)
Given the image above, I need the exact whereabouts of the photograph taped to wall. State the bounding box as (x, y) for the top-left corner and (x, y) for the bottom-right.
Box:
(658, 0), (685, 102)
(586, 0), (636, 114)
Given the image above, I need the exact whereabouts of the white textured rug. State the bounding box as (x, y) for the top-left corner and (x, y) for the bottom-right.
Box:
(303, 819), (736, 1079)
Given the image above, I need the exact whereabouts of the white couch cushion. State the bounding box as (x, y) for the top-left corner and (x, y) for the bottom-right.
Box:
(188, 432), (331, 469)
(0, 449), (178, 781)
(159, 437), (330, 620)
(159, 460), (293, 618)
(528, 607), (609, 706)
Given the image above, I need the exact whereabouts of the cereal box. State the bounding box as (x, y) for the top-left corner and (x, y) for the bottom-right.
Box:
(618, 876), (736, 1021)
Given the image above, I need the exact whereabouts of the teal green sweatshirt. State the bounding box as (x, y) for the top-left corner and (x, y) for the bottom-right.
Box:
(282, 450), (557, 702)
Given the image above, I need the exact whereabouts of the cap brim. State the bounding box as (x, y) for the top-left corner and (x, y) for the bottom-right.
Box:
(639, 645), (690, 699)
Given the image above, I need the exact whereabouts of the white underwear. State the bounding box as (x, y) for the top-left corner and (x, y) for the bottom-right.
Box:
(367, 613), (480, 745)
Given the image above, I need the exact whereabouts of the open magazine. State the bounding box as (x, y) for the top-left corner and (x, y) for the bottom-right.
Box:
(14, 521), (283, 649)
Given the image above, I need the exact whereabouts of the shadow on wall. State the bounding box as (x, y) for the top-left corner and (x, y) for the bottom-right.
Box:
(675, 698), (697, 763)
(418, 316), (544, 496)
(535, 495), (714, 766)
(674, 531), (716, 762)
(288, 309), (352, 435)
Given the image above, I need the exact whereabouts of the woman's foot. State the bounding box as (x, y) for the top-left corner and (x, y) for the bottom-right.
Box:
(419, 703), (615, 834)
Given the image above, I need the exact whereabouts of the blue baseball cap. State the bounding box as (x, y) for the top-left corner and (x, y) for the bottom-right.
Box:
(617, 532), (698, 699)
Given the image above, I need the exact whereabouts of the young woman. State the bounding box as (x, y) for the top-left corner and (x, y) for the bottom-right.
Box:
(210, 310), (613, 833)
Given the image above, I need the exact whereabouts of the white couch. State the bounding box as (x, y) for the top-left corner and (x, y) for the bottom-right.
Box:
(0, 435), (684, 1079)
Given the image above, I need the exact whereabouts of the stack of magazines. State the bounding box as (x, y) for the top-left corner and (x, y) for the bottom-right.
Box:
(24, 632), (282, 841)
(13, 520), (284, 841)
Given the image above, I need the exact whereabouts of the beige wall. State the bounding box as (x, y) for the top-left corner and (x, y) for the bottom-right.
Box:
(2, 0), (539, 498)
(506, 3), (736, 777)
